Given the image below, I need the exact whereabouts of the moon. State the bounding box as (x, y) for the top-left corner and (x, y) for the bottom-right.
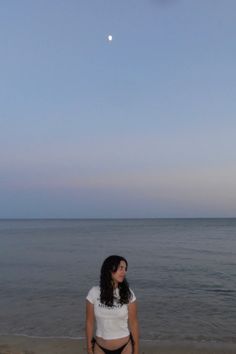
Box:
(108, 35), (113, 42)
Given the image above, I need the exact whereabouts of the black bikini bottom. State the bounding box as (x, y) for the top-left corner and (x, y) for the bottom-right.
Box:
(92, 335), (133, 354)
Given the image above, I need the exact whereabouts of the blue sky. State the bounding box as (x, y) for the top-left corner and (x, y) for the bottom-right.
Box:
(1, 0), (236, 218)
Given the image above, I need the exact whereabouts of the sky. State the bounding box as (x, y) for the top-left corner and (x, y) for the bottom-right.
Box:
(1, 0), (236, 218)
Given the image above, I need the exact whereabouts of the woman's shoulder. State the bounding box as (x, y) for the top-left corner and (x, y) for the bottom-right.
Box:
(86, 285), (100, 303)
(129, 287), (137, 303)
(89, 285), (100, 293)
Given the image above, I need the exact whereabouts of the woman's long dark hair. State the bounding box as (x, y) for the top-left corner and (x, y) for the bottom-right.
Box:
(100, 255), (132, 307)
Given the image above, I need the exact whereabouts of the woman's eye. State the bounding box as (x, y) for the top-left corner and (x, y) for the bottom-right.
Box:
(120, 266), (127, 271)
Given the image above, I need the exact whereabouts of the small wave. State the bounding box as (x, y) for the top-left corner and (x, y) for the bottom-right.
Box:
(0, 332), (84, 340)
(206, 289), (236, 294)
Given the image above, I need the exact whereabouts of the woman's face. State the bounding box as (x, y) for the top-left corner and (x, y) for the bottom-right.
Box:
(111, 260), (127, 285)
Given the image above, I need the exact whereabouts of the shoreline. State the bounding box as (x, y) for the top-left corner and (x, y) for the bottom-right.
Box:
(1, 335), (236, 354)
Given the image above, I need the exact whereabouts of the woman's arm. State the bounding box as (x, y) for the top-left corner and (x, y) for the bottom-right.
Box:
(128, 301), (139, 354)
(86, 300), (94, 354)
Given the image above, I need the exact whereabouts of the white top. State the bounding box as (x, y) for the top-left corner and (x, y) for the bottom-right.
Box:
(86, 285), (136, 340)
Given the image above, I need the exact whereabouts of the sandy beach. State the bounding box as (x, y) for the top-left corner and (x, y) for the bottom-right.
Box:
(1, 335), (236, 354)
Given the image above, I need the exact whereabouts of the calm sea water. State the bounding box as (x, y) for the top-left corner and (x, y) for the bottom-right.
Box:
(0, 218), (236, 343)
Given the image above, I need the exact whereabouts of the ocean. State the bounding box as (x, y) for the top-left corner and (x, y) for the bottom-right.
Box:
(0, 218), (235, 343)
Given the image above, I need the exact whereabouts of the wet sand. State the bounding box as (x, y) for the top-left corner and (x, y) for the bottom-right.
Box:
(1, 335), (236, 354)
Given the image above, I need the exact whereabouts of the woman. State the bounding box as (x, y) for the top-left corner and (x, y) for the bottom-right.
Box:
(86, 255), (139, 354)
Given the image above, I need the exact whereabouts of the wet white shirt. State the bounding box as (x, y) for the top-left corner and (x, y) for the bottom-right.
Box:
(86, 286), (136, 340)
